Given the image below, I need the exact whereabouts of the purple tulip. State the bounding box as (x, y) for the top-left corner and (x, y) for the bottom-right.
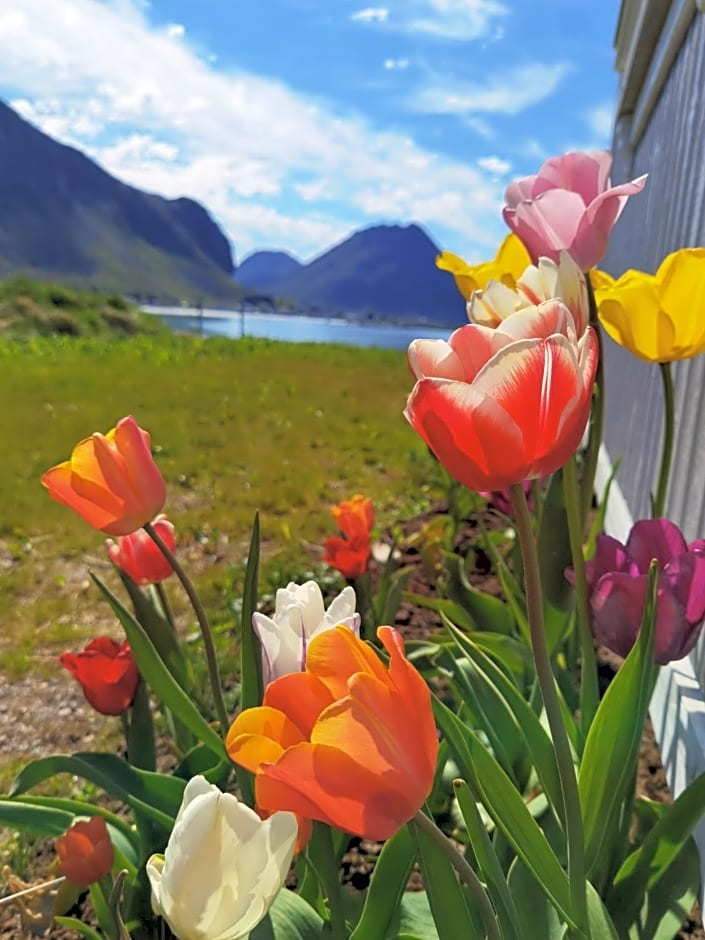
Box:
(569, 519), (705, 665)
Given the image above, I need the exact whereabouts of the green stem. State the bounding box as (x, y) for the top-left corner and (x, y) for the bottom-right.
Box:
(563, 457), (598, 732)
(580, 276), (604, 527)
(653, 361), (675, 518)
(310, 823), (348, 940)
(154, 580), (177, 633)
(411, 811), (501, 940)
(144, 521), (230, 735)
(509, 484), (589, 937)
(353, 571), (376, 643)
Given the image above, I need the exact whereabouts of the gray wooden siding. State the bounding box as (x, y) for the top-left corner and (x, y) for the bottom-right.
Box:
(600, 10), (705, 674)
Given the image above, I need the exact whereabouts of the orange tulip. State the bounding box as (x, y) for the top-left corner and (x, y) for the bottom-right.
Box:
(226, 625), (438, 841)
(42, 416), (165, 536)
(323, 495), (374, 578)
(405, 301), (598, 491)
(56, 816), (114, 887)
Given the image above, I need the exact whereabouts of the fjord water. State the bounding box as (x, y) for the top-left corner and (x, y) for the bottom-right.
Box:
(143, 305), (451, 350)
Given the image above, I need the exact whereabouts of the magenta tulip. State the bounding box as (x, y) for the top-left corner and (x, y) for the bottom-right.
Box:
(503, 151), (647, 271)
(569, 519), (705, 664)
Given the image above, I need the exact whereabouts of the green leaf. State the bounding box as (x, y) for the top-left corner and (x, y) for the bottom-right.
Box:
(626, 835), (698, 939)
(442, 551), (515, 635)
(608, 775), (705, 933)
(584, 882), (619, 939)
(438, 649), (525, 787)
(250, 887), (325, 939)
(376, 564), (414, 627)
(412, 817), (483, 939)
(444, 622), (562, 818)
(403, 591), (475, 632)
(578, 563), (658, 879)
(53, 918), (103, 940)
(454, 780), (523, 940)
(349, 826), (417, 940)
(10, 753), (185, 829)
(432, 695), (574, 928)
(536, 469), (573, 624)
(118, 569), (189, 688)
(91, 572), (226, 760)
(507, 858), (562, 939)
(396, 892), (440, 939)
(240, 512), (263, 711)
(0, 799), (73, 836)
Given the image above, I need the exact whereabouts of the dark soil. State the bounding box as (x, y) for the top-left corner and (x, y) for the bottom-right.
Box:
(1, 501), (703, 937)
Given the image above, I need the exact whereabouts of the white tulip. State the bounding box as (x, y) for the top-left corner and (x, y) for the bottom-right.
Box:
(253, 580), (360, 685)
(147, 776), (297, 940)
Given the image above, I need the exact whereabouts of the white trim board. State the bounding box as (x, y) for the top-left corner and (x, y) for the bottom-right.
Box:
(595, 444), (705, 904)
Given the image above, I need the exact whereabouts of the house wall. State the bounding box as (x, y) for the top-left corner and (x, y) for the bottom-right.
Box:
(599, 2), (705, 889)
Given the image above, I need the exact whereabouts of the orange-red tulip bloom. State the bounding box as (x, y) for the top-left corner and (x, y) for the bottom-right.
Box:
(405, 300), (598, 492)
(323, 495), (374, 579)
(56, 816), (114, 887)
(226, 625), (438, 841)
(61, 637), (139, 716)
(106, 513), (175, 585)
(42, 415), (166, 536)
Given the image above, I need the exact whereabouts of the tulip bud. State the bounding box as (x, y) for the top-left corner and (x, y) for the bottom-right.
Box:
(106, 513), (175, 585)
(147, 776), (298, 940)
(56, 816), (114, 887)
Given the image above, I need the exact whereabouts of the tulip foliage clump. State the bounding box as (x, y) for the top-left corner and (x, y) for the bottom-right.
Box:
(4, 149), (705, 940)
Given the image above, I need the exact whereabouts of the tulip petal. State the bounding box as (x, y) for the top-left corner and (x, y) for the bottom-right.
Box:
(407, 338), (465, 381)
(263, 673), (336, 738)
(226, 705), (307, 773)
(626, 518), (689, 571)
(405, 377), (530, 491)
(663, 553), (705, 628)
(42, 461), (124, 531)
(306, 624), (388, 699)
(112, 417), (167, 511)
(590, 572), (647, 658)
(256, 742), (413, 840)
(658, 248), (705, 357)
(538, 151), (612, 205)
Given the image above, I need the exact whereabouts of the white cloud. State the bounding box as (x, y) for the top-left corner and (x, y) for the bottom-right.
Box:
(351, 0), (507, 41)
(477, 155), (511, 175)
(0, 0), (511, 260)
(585, 103), (613, 143)
(165, 22), (184, 39)
(405, 0), (508, 40)
(351, 7), (389, 23)
(383, 57), (410, 70)
(412, 62), (573, 116)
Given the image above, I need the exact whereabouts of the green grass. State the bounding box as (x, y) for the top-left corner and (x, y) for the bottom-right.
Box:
(0, 332), (442, 674)
(0, 276), (169, 338)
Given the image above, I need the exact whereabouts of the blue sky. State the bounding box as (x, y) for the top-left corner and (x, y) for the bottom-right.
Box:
(0, 0), (621, 265)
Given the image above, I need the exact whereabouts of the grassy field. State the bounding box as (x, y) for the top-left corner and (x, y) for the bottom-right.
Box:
(0, 332), (442, 675)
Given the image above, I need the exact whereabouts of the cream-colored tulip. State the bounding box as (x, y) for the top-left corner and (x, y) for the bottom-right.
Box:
(253, 581), (359, 685)
(469, 250), (589, 337)
(147, 776), (297, 940)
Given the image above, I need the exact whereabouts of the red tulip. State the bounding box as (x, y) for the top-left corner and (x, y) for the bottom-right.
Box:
(56, 816), (114, 886)
(106, 513), (175, 585)
(405, 301), (598, 492)
(226, 625), (438, 841)
(61, 637), (139, 716)
(42, 416), (166, 536)
(323, 495), (373, 579)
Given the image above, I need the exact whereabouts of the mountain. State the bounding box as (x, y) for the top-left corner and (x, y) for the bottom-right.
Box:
(236, 250), (303, 291)
(236, 224), (467, 326)
(0, 99), (242, 303)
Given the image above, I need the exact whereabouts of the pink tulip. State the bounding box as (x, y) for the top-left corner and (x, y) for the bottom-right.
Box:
(568, 519), (705, 664)
(503, 151), (647, 271)
(405, 300), (598, 492)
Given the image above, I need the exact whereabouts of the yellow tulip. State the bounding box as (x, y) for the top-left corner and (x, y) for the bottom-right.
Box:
(436, 233), (531, 300)
(597, 248), (705, 362)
